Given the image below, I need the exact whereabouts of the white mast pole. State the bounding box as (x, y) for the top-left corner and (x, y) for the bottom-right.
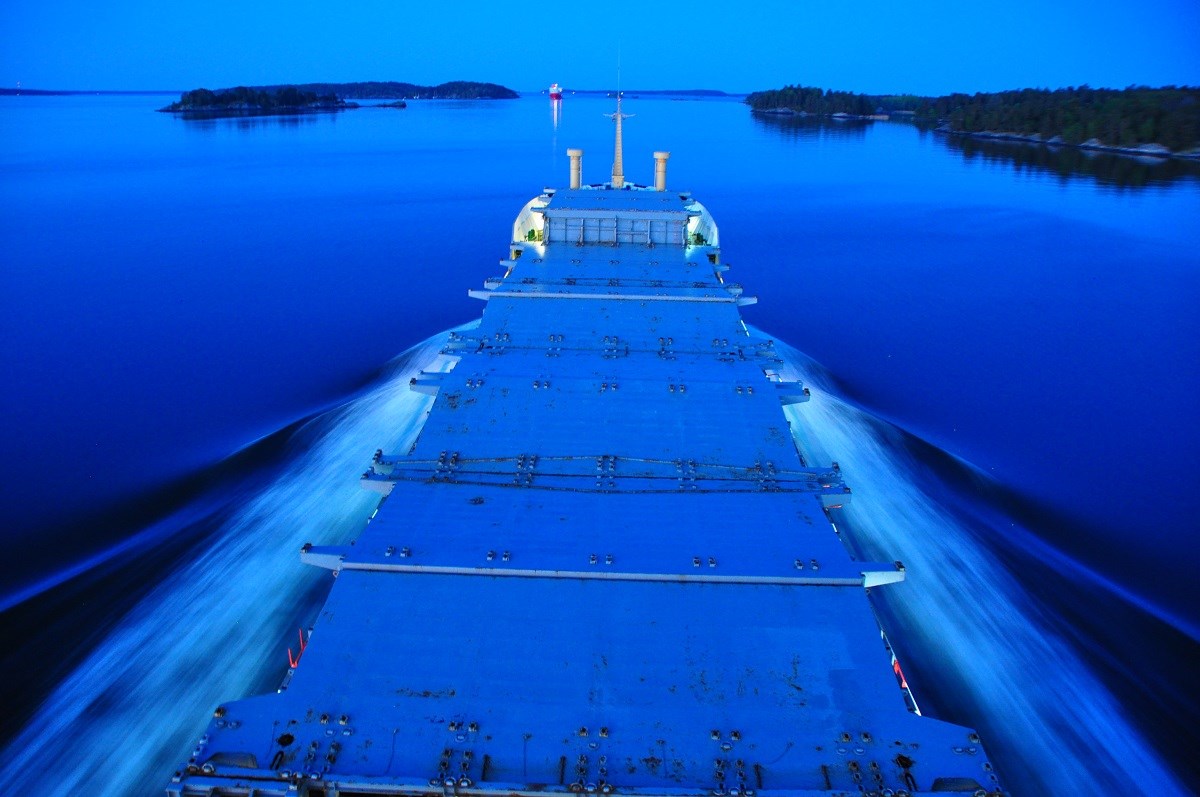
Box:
(605, 49), (633, 188)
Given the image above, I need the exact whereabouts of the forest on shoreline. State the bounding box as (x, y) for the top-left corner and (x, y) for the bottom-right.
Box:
(746, 85), (1200, 154)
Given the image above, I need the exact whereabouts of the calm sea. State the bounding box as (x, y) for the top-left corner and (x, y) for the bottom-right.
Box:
(1, 93), (1197, 794)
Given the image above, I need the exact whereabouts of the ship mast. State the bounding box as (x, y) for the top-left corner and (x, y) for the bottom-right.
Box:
(605, 93), (633, 188)
(604, 49), (634, 188)
(605, 51), (633, 190)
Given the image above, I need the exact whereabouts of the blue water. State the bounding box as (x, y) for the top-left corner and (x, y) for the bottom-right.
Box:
(1, 94), (1197, 794)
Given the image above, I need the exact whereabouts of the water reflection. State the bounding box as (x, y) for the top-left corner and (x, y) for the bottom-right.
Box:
(550, 97), (562, 131)
(169, 109), (344, 131)
(933, 130), (1200, 189)
(750, 111), (871, 140)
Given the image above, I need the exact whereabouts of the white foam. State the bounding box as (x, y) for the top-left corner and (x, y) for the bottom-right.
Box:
(0, 335), (452, 795)
(777, 343), (1186, 795)
(3, 327), (1184, 795)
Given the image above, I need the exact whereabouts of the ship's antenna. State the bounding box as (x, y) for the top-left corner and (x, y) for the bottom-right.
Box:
(604, 49), (633, 189)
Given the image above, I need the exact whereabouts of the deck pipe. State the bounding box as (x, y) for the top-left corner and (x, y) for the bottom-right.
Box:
(654, 151), (670, 191)
(568, 148), (583, 189)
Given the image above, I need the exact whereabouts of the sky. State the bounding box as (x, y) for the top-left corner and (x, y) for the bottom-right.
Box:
(1, 0), (1199, 95)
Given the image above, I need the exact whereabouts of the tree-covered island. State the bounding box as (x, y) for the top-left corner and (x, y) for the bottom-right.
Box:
(746, 86), (923, 118)
(159, 81), (519, 116)
(747, 84), (1200, 158)
(160, 86), (354, 114)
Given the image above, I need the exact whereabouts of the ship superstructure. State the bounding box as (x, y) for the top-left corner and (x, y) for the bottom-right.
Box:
(169, 105), (1005, 797)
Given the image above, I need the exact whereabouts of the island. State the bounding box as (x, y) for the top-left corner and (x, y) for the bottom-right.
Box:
(159, 86), (356, 115)
(746, 85), (919, 120)
(159, 81), (518, 117)
(746, 84), (1200, 159)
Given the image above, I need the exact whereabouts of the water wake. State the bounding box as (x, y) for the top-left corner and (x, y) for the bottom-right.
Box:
(0, 501), (217, 615)
(2, 327), (1187, 795)
(774, 341), (1187, 795)
(0, 335), (452, 795)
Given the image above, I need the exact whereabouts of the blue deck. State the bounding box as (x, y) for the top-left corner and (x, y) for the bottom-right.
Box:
(169, 186), (1004, 796)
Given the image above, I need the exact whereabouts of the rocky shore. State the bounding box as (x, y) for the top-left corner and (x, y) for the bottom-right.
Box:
(751, 107), (886, 121)
(934, 126), (1200, 161)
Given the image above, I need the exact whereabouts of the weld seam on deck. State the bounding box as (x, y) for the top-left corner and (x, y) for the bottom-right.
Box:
(333, 563), (874, 586)
(362, 476), (837, 495)
(469, 289), (738, 303)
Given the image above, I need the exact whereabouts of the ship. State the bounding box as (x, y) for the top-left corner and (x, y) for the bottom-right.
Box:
(550, 83), (564, 100)
(167, 98), (1006, 797)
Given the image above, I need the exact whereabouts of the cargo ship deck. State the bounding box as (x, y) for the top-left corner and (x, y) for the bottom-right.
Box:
(169, 120), (1005, 797)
